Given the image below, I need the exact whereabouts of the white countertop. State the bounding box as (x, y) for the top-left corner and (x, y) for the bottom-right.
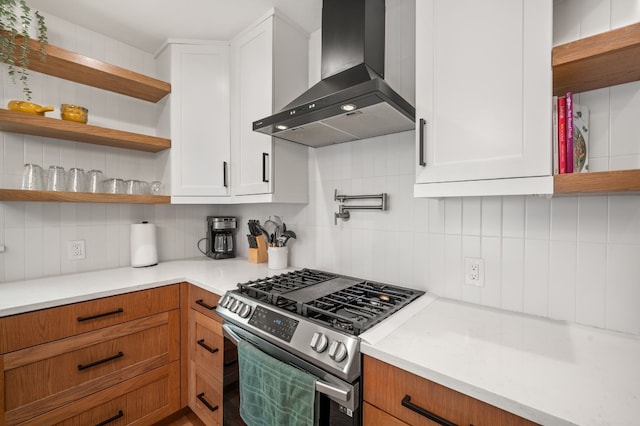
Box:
(361, 296), (640, 426)
(0, 257), (294, 316)
(2, 259), (638, 425)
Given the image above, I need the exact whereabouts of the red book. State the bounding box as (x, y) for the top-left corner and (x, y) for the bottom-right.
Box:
(558, 96), (567, 174)
(565, 92), (574, 173)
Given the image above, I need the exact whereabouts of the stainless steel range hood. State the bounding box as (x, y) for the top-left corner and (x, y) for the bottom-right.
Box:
(252, 0), (415, 148)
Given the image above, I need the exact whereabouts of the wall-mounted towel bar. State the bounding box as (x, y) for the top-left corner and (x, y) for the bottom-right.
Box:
(334, 189), (388, 224)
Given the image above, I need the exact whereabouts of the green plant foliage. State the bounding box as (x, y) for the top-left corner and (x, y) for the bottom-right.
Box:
(0, 0), (47, 100)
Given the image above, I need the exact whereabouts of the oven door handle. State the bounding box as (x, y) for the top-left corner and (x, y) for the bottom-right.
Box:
(222, 323), (352, 404)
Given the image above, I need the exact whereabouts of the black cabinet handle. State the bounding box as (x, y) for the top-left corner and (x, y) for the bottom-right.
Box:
(95, 410), (124, 426)
(195, 299), (216, 310)
(418, 118), (426, 167)
(223, 161), (228, 187)
(262, 152), (269, 182)
(78, 351), (124, 371)
(197, 392), (219, 412)
(77, 308), (124, 322)
(402, 395), (457, 426)
(197, 339), (219, 354)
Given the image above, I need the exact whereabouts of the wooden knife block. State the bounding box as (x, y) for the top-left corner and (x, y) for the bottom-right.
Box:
(248, 235), (268, 264)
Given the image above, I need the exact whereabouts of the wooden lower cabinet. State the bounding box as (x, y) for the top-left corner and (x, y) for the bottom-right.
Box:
(363, 355), (538, 426)
(187, 285), (226, 425)
(19, 362), (180, 426)
(0, 284), (180, 426)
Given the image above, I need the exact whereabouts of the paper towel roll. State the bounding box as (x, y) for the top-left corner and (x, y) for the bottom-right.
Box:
(131, 221), (158, 267)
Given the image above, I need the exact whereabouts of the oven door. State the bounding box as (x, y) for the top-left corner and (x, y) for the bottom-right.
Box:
(223, 322), (361, 426)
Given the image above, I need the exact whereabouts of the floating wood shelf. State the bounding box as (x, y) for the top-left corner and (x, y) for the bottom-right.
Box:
(552, 22), (640, 96)
(0, 109), (170, 153)
(554, 170), (640, 194)
(0, 189), (170, 204)
(5, 33), (171, 102)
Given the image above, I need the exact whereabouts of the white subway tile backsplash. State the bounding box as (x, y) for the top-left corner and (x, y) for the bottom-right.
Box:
(548, 241), (578, 321)
(606, 244), (640, 335)
(576, 242), (607, 328)
(577, 196), (608, 243)
(444, 198), (462, 235)
(551, 197), (578, 241)
(481, 197), (503, 237)
(523, 238), (550, 317)
(443, 234), (462, 299)
(609, 195), (640, 244)
(480, 236), (502, 309)
(462, 197), (481, 236)
(525, 196), (551, 240)
(501, 238), (525, 312)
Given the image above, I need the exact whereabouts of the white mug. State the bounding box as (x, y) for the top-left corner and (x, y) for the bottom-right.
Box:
(267, 246), (288, 270)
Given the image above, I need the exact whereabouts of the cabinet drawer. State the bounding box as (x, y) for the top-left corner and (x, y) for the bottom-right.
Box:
(189, 359), (223, 426)
(364, 402), (410, 426)
(3, 310), (180, 425)
(364, 356), (538, 426)
(189, 285), (222, 321)
(0, 284), (179, 353)
(190, 309), (224, 377)
(20, 362), (180, 426)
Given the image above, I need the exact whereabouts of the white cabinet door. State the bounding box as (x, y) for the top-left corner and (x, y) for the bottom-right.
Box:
(414, 0), (553, 197)
(230, 12), (309, 202)
(231, 18), (274, 196)
(160, 42), (230, 199)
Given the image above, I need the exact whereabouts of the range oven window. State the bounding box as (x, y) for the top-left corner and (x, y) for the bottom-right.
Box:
(248, 305), (299, 342)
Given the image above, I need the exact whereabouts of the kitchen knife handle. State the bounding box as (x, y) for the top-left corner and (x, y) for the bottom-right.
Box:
(401, 395), (457, 426)
(197, 392), (219, 412)
(195, 299), (216, 310)
(95, 410), (124, 426)
(223, 161), (228, 187)
(418, 118), (426, 167)
(262, 152), (269, 182)
(77, 307), (124, 322)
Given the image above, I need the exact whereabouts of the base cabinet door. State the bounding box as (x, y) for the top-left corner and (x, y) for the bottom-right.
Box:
(363, 355), (538, 426)
(20, 362), (180, 426)
(414, 0), (553, 197)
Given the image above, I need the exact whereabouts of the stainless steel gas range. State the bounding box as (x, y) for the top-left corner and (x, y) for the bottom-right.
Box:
(216, 268), (424, 426)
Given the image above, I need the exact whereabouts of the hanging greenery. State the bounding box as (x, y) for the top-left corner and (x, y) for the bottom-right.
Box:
(0, 0), (47, 100)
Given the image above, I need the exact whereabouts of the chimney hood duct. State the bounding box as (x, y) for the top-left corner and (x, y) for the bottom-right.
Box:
(252, 0), (415, 148)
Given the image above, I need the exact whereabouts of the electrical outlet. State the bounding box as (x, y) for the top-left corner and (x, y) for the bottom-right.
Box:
(68, 240), (86, 260)
(464, 257), (484, 287)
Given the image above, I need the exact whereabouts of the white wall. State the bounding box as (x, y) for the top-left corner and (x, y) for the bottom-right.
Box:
(1, 1), (639, 337)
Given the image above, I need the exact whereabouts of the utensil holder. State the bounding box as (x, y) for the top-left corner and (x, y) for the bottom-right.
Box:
(248, 235), (268, 264)
(268, 246), (288, 270)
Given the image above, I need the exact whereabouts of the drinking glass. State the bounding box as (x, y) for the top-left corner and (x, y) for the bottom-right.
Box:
(103, 178), (125, 194)
(46, 166), (66, 191)
(67, 168), (86, 192)
(21, 163), (44, 190)
(87, 170), (104, 193)
(150, 181), (163, 195)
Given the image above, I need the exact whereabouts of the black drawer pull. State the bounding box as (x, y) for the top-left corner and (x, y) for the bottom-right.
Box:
(197, 392), (219, 413)
(418, 118), (427, 167)
(77, 308), (124, 322)
(197, 339), (219, 354)
(195, 299), (216, 310)
(402, 395), (457, 426)
(95, 410), (124, 426)
(78, 351), (124, 371)
(262, 152), (269, 182)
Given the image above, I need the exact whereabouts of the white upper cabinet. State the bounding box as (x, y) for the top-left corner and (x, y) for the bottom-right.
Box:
(230, 11), (309, 203)
(414, 0), (553, 198)
(156, 41), (231, 202)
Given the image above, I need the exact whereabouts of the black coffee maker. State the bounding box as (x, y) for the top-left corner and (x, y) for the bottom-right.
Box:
(206, 216), (237, 259)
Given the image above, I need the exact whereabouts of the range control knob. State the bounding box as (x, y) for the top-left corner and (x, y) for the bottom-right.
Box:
(220, 295), (232, 308)
(310, 332), (329, 353)
(328, 341), (348, 362)
(230, 300), (242, 313)
(238, 304), (252, 318)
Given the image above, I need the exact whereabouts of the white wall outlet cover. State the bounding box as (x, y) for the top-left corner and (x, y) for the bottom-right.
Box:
(464, 257), (484, 287)
(68, 240), (86, 260)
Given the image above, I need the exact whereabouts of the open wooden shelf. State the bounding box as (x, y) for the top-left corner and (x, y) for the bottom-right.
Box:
(0, 189), (170, 204)
(7, 34), (171, 102)
(554, 169), (640, 194)
(553, 22), (640, 96)
(0, 109), (170, 153)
